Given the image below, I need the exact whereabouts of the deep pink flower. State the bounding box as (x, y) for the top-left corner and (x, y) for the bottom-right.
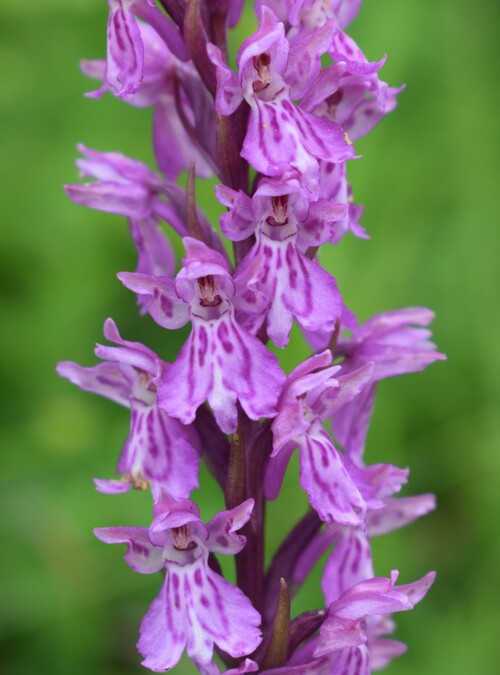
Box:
(119, 238), (286, 433)
(95, 495), (262, 672)
(57, 319), (200, 498)
(209, 7), (354, 196)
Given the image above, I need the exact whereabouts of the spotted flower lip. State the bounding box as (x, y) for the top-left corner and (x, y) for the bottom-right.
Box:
(95, 495), (262, 672)
(208, 7), (355, 197)
(57, 319), (201, 499)
(217, 177), (345, 346)
(119, 238), (286, 434)
(265, 350), (376, 524)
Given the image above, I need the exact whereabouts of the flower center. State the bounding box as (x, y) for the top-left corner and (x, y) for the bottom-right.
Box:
(198, 275), (222, 307)
(253, 51), (272, 92)
(173, 525), (197, 551)
(266, 195), (289, 227)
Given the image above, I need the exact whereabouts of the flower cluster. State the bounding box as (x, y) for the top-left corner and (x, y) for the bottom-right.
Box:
(59, 1), (445, 672)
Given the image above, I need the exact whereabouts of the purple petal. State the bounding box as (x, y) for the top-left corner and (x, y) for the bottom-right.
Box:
(329, 573), (414, 620)
(94, 477), (131, 494)
(367, 494), (436, 536)
(153, 96), (214, 181)
(206, 499), (254, 555)
(106, 2), (144, 96)
(56, 360), (131, 408)
(185, 559), (262, 661)
(118, 404), (200, 499)
(332, 382), (376, 463)
(118, 272), (190, 329)
(139, 558), (262, 670)
(396, 571), (436, 606)
(64, 181), (152, 218)
(160, 314), (285, 434)
(236, 235), (342, 348)
(298, 419), (365, 525)
(321, 528), (374, 606)
(315, 616), (367, 656)
(285, 20), (335, 100)
(130, 218), (175, 279)
(243, 97), (354, 198)
(369, 638), (407, 670)
(95, 317), (159, 375)
(138, 573), (187, 671)
(216, 186), (256, 241)
(94, 526), (163, 574)
(75, 144), (160, 185)
(208, 44), (244, 115)
(312, 363), (375, 421)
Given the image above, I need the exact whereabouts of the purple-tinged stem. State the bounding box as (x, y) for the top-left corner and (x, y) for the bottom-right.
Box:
(157, 0), (186, 28)
(264, 510), (322, 626)
(186, 162), (206, 241)
(183, 0), (217, 95)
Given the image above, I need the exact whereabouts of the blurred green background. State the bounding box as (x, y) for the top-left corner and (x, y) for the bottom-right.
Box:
(1, 0), (499, 673)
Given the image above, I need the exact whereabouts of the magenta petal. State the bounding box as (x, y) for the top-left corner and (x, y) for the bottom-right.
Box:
(236, 236), (342, 348)
(329, 646), (370, 674)
(329, 575), (413, 620)
(313, 363), (375, 421)
(94, 526), (163, 574)
(285, 20), (335, 100)
(315, 615), (366, 656)
(206, 499), (254, 555)
(106, 3), (144, 96)
(396, 571), (436, 605)
(367, 494), (436, 536)
(298, 420), (365, 525)
(118, 272), (190, 329)
(65, 181), (152, 218)
(56, 360), (131, 408)
(138, 574), (187, 672)
(321, 528), (374, 606)
(264, 441), (296, 501)
(187, 560), (262, 661)
(118, 404), (200, 499)
(160, 314), (285, 434)
(153, 96), (214, 181)
(243, 98), (353, 197)
(208, 44), (244, 115)
(129, 217), (175, 280)
(216, 186), (256, 241)
(95, 318), (159, 374)
(138, 559), (262, 671)
(208, 317), (285, 430)
(369, 638), (407, 670)
(332, 382), (376, 463)
(159, 326), (214, 426)
(94, 478), (131, 494)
